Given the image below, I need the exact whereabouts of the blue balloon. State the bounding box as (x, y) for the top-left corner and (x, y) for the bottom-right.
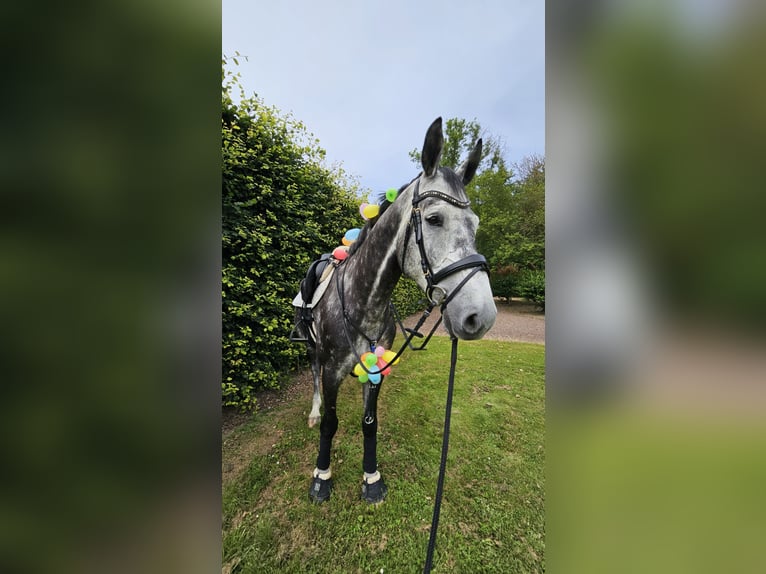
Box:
(345, 228), (361, 242)
(369, 372), (381, 384)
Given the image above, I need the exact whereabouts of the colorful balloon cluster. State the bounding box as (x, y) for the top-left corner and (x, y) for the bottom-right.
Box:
(352, 345), (400, 384)
(332, 227), (360, 260)
(331, 188), (399, 263)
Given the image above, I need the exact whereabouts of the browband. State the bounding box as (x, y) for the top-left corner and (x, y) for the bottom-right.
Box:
(414, 189), (471, 208)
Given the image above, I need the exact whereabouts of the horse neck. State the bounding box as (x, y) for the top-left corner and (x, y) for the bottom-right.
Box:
(342, 201), (408, 322)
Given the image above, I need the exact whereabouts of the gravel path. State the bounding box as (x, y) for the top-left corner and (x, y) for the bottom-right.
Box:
(402, 298), (545, 345)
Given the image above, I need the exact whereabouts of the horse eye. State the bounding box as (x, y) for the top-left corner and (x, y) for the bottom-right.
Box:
(425, 214), (443, 227)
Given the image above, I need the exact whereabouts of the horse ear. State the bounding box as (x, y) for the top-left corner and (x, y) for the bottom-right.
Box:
(421, 117), (443, 177)
(456, 138), (482, 185)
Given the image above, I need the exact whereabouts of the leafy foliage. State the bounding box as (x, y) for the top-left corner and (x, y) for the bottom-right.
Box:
(489, 265), (519, 303)
(517, 269), (546, 310)
(222, 64), (358, 408)
(409, 117), (506, 173)
(391, 276), (427, 318)
(472, 155), (545, 275)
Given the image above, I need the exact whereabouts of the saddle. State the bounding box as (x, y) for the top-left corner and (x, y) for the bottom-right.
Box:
(289, 254), (337, 344)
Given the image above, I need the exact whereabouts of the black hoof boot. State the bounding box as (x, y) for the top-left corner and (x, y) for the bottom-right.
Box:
(361, 476), (388, 504)
(308, 476), (332, 503)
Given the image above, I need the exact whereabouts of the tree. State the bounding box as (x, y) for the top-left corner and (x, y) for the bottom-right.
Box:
(222, 63), (358, 409)
(409, 117), (506, 173)
(494, 155), (545, 271)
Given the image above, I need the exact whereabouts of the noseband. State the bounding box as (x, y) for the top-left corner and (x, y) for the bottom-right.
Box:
(403, 178), (490, 307)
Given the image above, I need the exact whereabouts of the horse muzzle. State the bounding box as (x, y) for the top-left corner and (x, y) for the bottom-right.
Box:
(439, 268), (497, 340)
(443, 297), (497, 340)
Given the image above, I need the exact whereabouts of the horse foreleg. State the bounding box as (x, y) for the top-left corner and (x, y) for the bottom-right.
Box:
(361, 381), (388, 503)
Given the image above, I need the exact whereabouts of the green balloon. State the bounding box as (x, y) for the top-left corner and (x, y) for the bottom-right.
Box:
(386, 188), (398, 202)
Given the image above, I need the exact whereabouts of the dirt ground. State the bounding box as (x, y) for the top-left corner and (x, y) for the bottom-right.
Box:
(402, 297), (545, 345)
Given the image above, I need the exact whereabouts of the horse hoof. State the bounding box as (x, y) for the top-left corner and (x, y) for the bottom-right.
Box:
(308, 415), (321, 428)
(308, 476), (332, 503)
(361, 477), (388, 504)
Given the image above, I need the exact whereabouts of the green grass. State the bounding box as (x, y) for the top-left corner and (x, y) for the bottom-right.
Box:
(223, 337), (545, 573)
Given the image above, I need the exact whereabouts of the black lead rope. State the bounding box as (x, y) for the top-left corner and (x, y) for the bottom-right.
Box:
(423, 336), (459, 574)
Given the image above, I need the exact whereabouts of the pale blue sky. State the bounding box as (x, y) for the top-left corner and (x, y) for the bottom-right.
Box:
(222, 0), (544, 194)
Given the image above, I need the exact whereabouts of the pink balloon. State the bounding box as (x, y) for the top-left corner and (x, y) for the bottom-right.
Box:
(332, 246), (348, 261)
(374, 345), (385, 356)
(359, 203), (369, 219)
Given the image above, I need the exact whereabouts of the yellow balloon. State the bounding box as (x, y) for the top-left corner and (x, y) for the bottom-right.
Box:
(362, 204), (380, 219)
(353, 363), (365, 376)
(342, 237), (351, 246)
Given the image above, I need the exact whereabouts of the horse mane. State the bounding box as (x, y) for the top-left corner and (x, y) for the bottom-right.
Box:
(346, 176), (417, 257)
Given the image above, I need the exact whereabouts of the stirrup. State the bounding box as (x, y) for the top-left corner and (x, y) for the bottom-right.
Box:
(289, 325), (308, 343)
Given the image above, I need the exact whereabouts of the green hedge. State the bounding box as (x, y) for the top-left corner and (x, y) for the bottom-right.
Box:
(391, 276), (427, 318)
(489, 264), (519, 302)
(222, 67), (358, 409)
(490, 272), (516, 302)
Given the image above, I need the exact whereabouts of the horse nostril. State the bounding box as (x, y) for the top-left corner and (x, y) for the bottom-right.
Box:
(464, 313), (479, 333)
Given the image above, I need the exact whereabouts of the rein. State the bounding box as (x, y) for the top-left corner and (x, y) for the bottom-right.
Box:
(423, 336), (458, 574)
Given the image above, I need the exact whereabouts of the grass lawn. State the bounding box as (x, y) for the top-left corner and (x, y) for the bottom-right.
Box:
(223, 337), (545, 573)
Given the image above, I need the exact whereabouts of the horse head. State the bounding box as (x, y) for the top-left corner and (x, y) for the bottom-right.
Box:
(398, 117), (497, 340)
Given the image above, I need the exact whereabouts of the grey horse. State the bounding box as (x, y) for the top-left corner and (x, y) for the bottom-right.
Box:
(297, 117), (497, 503)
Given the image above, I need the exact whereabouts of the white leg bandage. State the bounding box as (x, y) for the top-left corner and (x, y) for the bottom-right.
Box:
(363, 470), (381, 484)
(313, 467), (332, 480)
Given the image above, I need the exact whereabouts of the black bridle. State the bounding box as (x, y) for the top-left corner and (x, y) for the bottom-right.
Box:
(405, 179), (489, 306)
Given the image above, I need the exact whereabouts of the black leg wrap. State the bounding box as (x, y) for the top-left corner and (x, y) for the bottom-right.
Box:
(316, 410), (338, 471)
(362, 417), (378, 474)
(362, 382), (381, 475)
